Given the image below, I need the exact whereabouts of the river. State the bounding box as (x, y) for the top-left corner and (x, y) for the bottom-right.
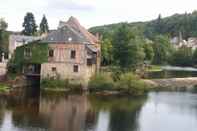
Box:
(0, 89), (197, 131)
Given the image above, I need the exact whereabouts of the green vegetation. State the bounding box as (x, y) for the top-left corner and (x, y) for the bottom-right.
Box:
(0, 83), (10, 92)
(22, 12), (38, 36)
(88, 73), (114, 91)
(8, 42), (48, 73)
(41, 78), (82, 91)
(89, 72), (149, 96)
(40, 15), (49, 35)
(0, 18), (9, 57)
(152, 35), (174, 65)
(145, 65), (162, 72)
(170, 46), (193, 66)
(113, 24), (146, 71)
(90, 11), (197, 40)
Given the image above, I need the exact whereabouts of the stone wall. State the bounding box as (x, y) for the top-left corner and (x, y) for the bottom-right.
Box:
(40, 43), (97, 85)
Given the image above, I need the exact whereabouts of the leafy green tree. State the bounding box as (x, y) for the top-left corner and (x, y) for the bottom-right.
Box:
(39, 15), (49, 34)
(22, 12), (37, 36)
(113, 23), (145, 71)
(192, 48), (197, 65)
(0, 18), (9, 57)
(101, 38), (113, 66)
(143, 42), (154, 62)
(171, 46), (193, 66)
(155, 14), (164, 34)
(152, 35), (174, 65)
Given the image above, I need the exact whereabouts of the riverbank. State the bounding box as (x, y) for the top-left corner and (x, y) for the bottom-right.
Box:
(144, 77), (197, 91)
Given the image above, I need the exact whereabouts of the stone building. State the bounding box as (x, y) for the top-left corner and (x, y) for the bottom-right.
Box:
(9, 35), (41, 59)
(21, 16), (100, 85)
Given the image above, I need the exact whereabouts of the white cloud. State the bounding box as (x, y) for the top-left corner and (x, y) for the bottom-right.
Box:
(0, 0), (197, 31)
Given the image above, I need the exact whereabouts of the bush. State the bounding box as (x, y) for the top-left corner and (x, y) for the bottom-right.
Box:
(116, 73), (148, 96)
(41, 78), (69, 89)
(89, 73), (114, 91)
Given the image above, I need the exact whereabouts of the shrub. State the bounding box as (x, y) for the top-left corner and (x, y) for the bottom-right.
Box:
(89, 73), (114, 91)
(116, 73), (148, 96)
(41, 78), (69, 89)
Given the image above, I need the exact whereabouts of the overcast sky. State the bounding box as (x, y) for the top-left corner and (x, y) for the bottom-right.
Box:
(1, 0), (197, 31)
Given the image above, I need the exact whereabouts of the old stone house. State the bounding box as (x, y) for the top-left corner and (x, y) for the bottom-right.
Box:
(20, 16), (100, 85)
(9, 35), (41, 59)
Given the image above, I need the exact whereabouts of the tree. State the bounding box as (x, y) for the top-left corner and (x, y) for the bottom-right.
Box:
(152, 35), (174, 65)
(171, 46), (193, 66)
(143, 42), (154, 62)
(0, 18), (9, 57)
(113, 23), (145, 71)
(39, 15), (49, 34)
(0, 18), (8, 31)
(22, 12), (37, 36)
(101, 38), (113, 66)
(192, 48), (197, 65)
(155, 14), (164, 34)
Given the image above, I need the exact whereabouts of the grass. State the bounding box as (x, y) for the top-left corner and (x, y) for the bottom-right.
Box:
(145, 65), (162, 72)
(0, 83), (10, 93)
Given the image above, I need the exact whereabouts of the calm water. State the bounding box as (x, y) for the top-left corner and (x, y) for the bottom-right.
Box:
(0, 90), (197, 131)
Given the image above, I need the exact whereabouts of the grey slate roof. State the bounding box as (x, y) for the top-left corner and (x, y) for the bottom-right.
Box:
(42, 24), (89, 44)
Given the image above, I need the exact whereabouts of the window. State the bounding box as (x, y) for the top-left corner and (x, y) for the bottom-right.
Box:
(49, 49), (54, 57)
(24, 48), (31, 58)
(73, 65), (79, 72)
(52, 67), (56, 72)
(71, 50), (76, 59)
(87, 58), (92, 66)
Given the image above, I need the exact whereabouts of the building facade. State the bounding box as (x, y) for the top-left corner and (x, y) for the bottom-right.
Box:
(22, 16), (100, 85)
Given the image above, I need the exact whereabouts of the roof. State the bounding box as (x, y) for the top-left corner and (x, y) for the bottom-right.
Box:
(10, 35), (41, 43)
(49, 16), (99, 44)
(86, 44), (98, 52)
(42, 24), (89, 43)
(66, 16), (99, 44)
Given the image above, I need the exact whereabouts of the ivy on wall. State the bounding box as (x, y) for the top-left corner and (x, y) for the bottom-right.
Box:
(9, 42), (48, 73)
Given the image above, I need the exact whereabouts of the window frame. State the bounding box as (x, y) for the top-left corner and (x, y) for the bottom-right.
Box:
(49, 49), (54, 57)
(70, 50), (76, 59)
(73, 65), (79, 73)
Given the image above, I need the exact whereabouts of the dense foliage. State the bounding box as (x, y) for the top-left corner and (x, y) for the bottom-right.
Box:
(90, 11), (197, 40)
(40, 15), (49, 34)
(89, 72), (148, 96)
(0, 18), (9, 58)
(152, 35), (174, 65)
(170, 46), (193, 66)
(9, 42), (48, 73)
(22, 12), (38, 36)
(113, 24), (145, 70)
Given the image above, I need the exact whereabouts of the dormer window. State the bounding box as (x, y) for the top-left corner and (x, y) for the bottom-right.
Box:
(70, 50), (76, 59)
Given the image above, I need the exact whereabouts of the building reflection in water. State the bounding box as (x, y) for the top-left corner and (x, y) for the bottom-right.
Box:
(39, 93), (91, 131)
(0, 88), (146, 131)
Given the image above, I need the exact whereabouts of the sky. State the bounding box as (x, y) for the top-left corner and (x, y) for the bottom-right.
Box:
(1, 0), (197, 31)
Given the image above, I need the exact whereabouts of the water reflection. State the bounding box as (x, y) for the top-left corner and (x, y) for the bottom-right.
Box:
(1, 89), (197, 131)
(0, 89), (146, 131)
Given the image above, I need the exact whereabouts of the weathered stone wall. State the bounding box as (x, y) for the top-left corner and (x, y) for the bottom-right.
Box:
(41, 63), (87, 83)
(41, 43), (97, 85)
(48, 43), (86, 64)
